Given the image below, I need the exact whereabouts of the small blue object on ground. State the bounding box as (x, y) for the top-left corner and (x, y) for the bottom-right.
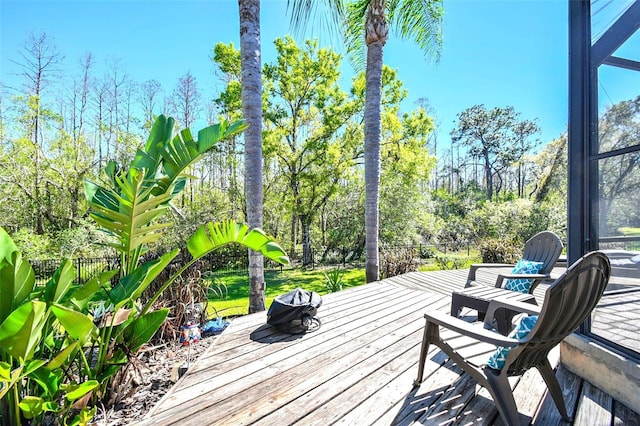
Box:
(202, 317), (230, 335)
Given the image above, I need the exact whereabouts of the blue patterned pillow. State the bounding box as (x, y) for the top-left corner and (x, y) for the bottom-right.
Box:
(486, 315), (538, 370)
(504, 259), (544, 293)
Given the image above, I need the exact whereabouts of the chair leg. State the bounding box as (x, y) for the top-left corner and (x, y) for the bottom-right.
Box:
(414, 319), (436, 386)
(451, 300), (462, 317)
(537, 360), (572, 421)
(495, 309), (510, 334)
(484, 368), (522, 426)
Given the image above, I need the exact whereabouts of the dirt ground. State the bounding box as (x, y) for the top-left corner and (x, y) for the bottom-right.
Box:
(90, 333), (216, 425)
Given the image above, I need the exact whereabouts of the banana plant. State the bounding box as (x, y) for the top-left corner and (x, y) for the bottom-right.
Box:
(83, 115), (289, 405)
(0, 228), (107, 426)
(1, 114), (290, 424)
(85, 115), (248, 276)
(1, 115), (289, 423)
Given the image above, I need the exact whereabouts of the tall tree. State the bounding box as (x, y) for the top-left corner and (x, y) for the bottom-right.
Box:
(450, 104), (539, 200)
(512, 119), (540, 197)
(262, 37), (361, 264)
(61, 53), (96, 222)
(105, 57), (128, 161)
(212, 42), (248, 216)
(138, 79), (162, 131)
(12, 32), (63, 234)
(92, 77), (110, 168)
(289, 0), (444, 282)
(239, 0), (266, 313)
(170, 71), (201, 129)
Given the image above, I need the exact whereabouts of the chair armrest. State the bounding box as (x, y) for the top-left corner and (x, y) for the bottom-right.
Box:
(483, 298), (541, 329)
(494, 272), (550, 289)
(424, 309), (521, 347)
(466, 263), (515, 286)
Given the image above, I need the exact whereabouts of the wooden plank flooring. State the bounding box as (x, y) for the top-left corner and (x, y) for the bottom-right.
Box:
(135, 270), (640, 426)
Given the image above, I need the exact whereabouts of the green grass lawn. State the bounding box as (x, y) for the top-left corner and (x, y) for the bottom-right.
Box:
(619, 227), (640, 236)
(206, 267), (366, 317)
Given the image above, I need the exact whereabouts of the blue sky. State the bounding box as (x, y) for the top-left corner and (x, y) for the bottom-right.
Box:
(0, 0), (626, 152)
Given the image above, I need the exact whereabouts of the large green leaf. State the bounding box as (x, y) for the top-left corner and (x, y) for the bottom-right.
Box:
(109, 249), (179, 307)
(154, 119), (248, 195)
(63, 380), (99, 402)
(43, 259), (75, 306)
(0, 301), (47, 361)
(0, 360), (11, 380)
(0, 363), (23, 400)
(122, 308), (169, 353)
(132, 114), (175, 179)
(85, 167), (173, 259)
(28, 365), (61, 398)
(0, 228), (35, 324)
(50, 305), (97, 342)
(46, 342), (78, 370)
(70, 270), (118, 311)
(83, 180), (120, 215)
(19, 395), (45, 419)
(187, 220), (289, 264)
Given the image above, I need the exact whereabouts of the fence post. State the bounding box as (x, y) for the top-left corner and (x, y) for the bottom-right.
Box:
(76, 258), (82, 284)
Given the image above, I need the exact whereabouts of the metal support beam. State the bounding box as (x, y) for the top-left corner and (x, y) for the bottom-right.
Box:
(592, 1), (640, 67)
(568, 0), (594, 264)
(602, 55), (640, 71)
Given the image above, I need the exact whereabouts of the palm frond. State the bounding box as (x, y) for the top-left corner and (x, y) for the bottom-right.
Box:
(389, 0), (443, 61)
(342, 0), (368, 70)
(287, 0), (346, 42)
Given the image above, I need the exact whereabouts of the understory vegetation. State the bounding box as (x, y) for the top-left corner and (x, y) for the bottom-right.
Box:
(1, 34), (576, 263)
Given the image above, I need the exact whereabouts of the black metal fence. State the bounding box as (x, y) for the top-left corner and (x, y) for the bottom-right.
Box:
(30, 244), (440, 284)
(30, 257), (119, 284)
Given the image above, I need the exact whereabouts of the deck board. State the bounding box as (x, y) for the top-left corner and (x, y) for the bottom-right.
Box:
(136, 270), (640, 425)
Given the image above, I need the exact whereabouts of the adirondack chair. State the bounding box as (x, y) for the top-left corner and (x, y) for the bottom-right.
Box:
(451, 231), (563, 332)
(414, 251), (611, 425)
(465, 230), (564, 292)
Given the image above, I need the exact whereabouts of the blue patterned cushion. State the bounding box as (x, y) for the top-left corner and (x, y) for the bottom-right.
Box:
(504, 259), (544, 293)
(486, 315), (538, 370)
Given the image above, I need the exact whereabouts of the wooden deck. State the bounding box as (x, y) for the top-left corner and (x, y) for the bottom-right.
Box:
(135, 270), (640, 425)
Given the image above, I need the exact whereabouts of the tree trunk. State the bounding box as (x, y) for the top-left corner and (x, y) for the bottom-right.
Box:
(483, 149), (493, 200)
(239, 0), (266, 313)
(363, 1), (387, 283)
(301, 216), (312, 266)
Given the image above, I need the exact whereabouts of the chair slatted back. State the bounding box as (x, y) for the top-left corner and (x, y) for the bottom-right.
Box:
(522, 231), (564, 276)
(504, 251), (610, 375)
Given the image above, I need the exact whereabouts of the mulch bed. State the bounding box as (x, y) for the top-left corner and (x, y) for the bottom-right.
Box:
(90, 333), (217, 425)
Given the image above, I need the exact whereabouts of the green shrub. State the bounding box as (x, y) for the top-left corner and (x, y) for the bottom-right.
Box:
(434, 254), (469, 270)
(478, 237), (522, 263)
(324, 268), (344, 292)
(380, 247), (419, 278)
(10, 228), (52, 259)
(418, 245), (436, 259)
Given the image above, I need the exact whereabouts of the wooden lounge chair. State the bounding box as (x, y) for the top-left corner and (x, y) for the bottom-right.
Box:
(414, 251), (611, 425)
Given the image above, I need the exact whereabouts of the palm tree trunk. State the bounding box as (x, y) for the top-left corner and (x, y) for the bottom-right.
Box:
(364, 40), (384, 283)
(363, 0), (387, 283)
(239, 0), (266, 312)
